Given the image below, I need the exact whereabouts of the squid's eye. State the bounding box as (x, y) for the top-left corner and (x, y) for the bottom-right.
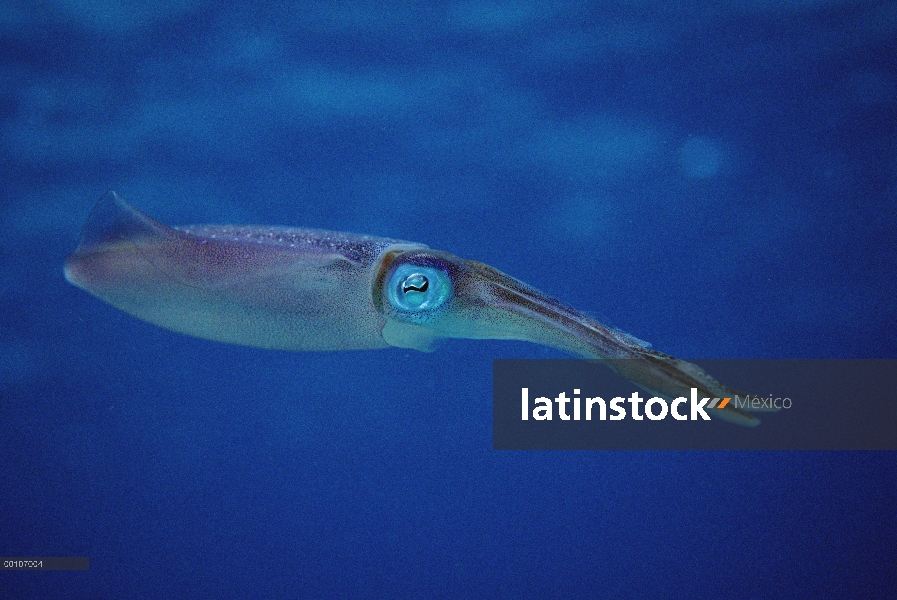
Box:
(387, 264), (452, 312)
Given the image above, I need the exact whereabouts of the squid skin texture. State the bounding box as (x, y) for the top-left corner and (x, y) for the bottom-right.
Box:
(65, 192), (766, 426)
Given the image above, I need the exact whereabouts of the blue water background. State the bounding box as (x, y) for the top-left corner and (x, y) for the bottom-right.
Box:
(2, 1), (896, 597)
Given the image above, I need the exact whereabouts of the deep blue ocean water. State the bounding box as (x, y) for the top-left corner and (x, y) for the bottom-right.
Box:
(2, 1), (896, 597)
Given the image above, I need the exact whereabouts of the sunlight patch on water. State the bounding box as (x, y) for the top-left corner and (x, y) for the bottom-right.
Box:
(446, 0), (550, 34)
(534, 117), (663, 181)
(44, 0), (200, 34)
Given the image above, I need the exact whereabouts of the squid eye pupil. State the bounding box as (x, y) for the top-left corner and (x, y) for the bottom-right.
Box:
(402, 274), (429, 294)
(386, 263), (451, 315)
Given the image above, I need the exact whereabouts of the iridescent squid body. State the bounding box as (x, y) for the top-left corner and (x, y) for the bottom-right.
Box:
(65, 192), (770, 426)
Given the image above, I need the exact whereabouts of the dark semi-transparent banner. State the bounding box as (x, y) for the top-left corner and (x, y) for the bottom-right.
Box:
(493, 360), (897, 450)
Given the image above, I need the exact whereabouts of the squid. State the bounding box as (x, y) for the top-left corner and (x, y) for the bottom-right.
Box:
(65, 192), (767, 425)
